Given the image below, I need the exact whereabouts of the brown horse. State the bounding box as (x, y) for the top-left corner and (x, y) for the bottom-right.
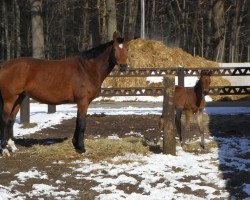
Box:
(0, 32), (128, 156)
(159, 70), (212, 148)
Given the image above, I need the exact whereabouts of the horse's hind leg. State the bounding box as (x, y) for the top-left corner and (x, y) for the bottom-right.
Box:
(0, 94), (22, 156)
(6, 93), (26, 152)
(197, 110), (205, 149)
(0, 101), (15, 156)
(183, 110), (192, 147)
(175, 108), (183, 145)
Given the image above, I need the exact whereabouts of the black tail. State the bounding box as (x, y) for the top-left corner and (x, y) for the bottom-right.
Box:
(0, 90), (3, 118)
(0, 90), (3, 150)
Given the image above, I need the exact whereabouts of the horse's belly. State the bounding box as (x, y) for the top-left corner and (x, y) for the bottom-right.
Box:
(27, 88), (74, 105)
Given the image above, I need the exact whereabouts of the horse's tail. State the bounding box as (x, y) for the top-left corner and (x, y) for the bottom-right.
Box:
(0, 90), (3, 116)
(0, 90), (3, 150)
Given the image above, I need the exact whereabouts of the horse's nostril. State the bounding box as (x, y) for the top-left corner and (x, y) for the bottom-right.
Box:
(120, 64), (127, 71)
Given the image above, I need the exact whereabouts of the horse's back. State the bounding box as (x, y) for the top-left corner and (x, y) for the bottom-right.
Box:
(0, 57), (81, 104)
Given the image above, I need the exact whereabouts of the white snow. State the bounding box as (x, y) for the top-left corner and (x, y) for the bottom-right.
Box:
(0, 75), (250, 199)
(15, 168), (48, 182)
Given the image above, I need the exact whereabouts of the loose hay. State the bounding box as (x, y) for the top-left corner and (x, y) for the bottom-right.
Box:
(30, 136), (150, 163)
(103, 38), (233, 100)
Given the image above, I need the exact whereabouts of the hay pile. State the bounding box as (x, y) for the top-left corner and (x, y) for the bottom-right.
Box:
(103, 38), (231, 100)
(126, 39), (218, 68)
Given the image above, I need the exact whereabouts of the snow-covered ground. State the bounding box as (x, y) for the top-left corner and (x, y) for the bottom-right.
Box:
(0, 100), (248, 199)
(1, 76), (250, 199)
(13, 102), (250, 137)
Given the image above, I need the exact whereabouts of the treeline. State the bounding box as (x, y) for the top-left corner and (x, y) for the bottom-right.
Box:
(0, 0), (249, 63)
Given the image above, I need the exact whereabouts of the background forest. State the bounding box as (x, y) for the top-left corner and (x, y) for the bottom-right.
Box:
(0, 0), (249, 64)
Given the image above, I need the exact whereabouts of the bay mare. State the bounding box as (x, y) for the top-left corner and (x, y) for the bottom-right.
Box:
(0, 32), (128, 157)
(160, 70), (212, 148)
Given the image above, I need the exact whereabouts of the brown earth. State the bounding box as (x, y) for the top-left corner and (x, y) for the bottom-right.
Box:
(0, 112), (250, 199)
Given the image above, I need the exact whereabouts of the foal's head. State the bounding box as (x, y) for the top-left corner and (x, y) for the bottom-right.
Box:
(199, 70), (212, 95)
(112, 31), (128, 72)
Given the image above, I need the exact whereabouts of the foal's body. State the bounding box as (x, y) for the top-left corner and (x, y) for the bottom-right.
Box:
(0, 32), (128, 156)
(175, 71), (211, 148)
(175, 85), (206, 148)
(160, 70), (211, 148)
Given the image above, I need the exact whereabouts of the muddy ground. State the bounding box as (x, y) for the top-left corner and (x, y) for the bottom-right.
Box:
(0, 111), (250, 199)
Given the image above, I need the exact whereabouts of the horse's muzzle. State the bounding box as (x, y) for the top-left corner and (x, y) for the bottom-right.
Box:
(119, 64), (127, 72)
(203, 90), (209, 96)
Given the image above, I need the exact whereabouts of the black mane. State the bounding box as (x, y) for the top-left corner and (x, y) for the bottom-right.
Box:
(194, 79), (203, 107)
(81, 38), (124, 59)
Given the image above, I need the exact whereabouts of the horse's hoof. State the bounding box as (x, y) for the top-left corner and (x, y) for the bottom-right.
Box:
(181, 142), (186, 149)
(75, 146), (86, 154)
(2, 149), (11, 157)
(200, 143), (205, 149)
(7, 139), (18, 153)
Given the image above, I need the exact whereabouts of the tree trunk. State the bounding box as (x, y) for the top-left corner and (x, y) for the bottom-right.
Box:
(89, 0), (101, 46)
(81, 2), (90, 51)
(204, 0), (213, 58)
(212, 0), (225, 62)
(15, 0), (21, 58)
(106, 0), (117, 41)
(30, 0), (44, 59)
(229, 0), (247, 62)
(3, 0), (10, 60)
(128, 0), (138, 39)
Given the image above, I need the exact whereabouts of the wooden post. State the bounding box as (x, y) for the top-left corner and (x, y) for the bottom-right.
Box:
(178, 68), (185, 87)
(20, 96), (30, 124)
(162, 75), (176, 155)
(48, 105), (56, 114)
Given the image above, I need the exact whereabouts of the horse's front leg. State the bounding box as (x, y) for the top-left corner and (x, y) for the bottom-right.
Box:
(197, 110), (205, 149)
(72, 99), (88, 153)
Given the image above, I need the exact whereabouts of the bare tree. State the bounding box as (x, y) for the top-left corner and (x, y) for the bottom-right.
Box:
(106, 0), (117, 40)
(212, 0), (225, 62)
(128, 0), (138, 39)
(30, 0), (45, 58)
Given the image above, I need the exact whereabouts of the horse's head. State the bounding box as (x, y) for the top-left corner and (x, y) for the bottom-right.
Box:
(112, 31), (128, 72)
(200, 70), (212, 95)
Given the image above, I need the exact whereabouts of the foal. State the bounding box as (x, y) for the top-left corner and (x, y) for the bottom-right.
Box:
(160, 70), (212, 148)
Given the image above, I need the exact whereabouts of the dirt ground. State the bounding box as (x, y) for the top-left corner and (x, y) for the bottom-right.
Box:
(0, 111), (250, 199)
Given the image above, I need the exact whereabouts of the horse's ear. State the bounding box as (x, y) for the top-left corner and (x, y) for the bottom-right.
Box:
(200, 70), (212, 76)
(113, 31), (118, 42)
(123, 33), (128, 43)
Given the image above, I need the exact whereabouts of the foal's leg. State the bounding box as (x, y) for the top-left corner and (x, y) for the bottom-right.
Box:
(72, 99), (89, 153)
(197, 110), (205, 149)
(183, 110), (192, 146)
(175, 108), (183, 144)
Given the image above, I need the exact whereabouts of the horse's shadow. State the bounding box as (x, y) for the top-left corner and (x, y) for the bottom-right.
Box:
(15, 137), (68, 148)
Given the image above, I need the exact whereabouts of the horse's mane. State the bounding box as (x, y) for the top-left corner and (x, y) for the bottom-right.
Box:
(194, 79), (203, 107)
(81, 38), (124, 59)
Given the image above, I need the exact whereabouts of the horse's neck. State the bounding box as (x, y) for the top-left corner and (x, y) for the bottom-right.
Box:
(95, 46), (116, 81)
(194, 79), (204, 107)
